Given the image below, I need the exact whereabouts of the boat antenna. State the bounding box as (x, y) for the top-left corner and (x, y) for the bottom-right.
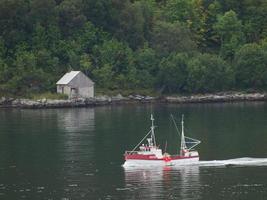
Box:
(164, 140), (168, 153)
(180, 114), (187, 151)
(151, 114), (156, 146)
(171, 114), (201, 152)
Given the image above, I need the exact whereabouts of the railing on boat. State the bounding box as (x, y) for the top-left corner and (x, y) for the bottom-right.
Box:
(124, 151), (139, 155)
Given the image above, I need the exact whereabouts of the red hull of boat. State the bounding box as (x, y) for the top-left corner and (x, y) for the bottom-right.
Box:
(125, 154), (199, 161)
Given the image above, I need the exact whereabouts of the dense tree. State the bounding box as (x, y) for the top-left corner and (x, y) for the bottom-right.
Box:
(32, 24), (48, 50)
(116, 1), (146, 49)
(29, 0), (58, 27)
(116, 0), (156, 50)
(151, 21), (196, 57)
(157, 53), (189, 93)
(234, 43), (267, 89)
(0, 0), (30, 49)
(134, 45), (158, 88)
(82, 0), (115, 30)
(0, 0), (266, 95)
(0, 37), (6, 58)
(203, 0), (222, 50)
(79, 53), (93, 76)
(57, 0), (86, 36)
(74, 22), (100, 53)
(187, 53), (233, 92)
(241, 0), (267, 43)
(163, 0), (206, 48)
(92, 64), (114, 88)
(0, 58), (9, 89)
(4, 50), (47, 94)
(92, 39), (137, 89)
(214, 10), (244, 60)
(135, 45), (158, 74)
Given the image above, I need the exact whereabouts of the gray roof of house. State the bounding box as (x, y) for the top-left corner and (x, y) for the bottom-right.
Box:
(56, 71), (81, 85)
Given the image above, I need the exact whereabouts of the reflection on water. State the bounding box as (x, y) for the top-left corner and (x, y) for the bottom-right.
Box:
(55, 108), (97, 199)
(1, 103), (267, 199)
(55, 108), (95, 163)
(123, 165), (200, 199)
(57, 108), (95, 132)
(0, 108), (96, 200)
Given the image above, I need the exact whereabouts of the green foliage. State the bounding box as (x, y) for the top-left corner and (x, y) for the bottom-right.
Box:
(163, 0), (206, 48)
(9, 50), (47, 94)
(217, 0), (267, 43)
(135, 45), (158, 74)
(204, 0), (222, 50)
(0, 37), (6, 58)
(241, 0), (267, 42)
(114, 0), (156, 50)
(57, 0), (86, 36)
(92, 39), (134, 74)
(29, 92), (68, 100)
(187, 53), (234, 92)
(80, 53), (93, 75)
(214, 10), (245, 59)
(0, 0), (30, 49)
(0, 0), (266, 96)
(29, 0), (58, 27)
(157, 53), (189, 93)
(0, 58), (9, 84)
(82, 0), (114, 30)
(92, 64), (114, 88)
(92, 39), (138, 89)
(75, 22), (100, 53)
(117, 1), (146, 49)
(151, 21), (196, 57)
(32, 24), (48, 50)
(234, 43), (267, 89)
(134, 45), (157, 88)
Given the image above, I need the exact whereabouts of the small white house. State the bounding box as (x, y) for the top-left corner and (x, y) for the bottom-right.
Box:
(56, 71), (94, 99)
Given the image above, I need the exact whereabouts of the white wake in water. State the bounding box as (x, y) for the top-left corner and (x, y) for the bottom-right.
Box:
(122, 158), (267, 168)
(196, 157), (267, 167)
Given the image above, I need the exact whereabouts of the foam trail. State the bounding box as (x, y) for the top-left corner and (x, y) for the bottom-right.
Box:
(122, 158), (267, 168)
(197, 157), (267, 167)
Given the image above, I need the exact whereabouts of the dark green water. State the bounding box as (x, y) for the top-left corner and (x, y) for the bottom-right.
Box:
(1, 102), (267, 200)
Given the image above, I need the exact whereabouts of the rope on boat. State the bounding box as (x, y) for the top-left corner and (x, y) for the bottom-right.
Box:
(170, 114), (181, 136)
(130, 129), (152, 154)
(170, 114), (201, 150)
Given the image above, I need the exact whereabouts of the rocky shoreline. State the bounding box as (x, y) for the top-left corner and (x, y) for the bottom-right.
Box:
(0, 92), (266, 109)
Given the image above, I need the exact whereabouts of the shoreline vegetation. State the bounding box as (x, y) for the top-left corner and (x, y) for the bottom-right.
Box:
(0, 92), (266, 109)
(1, 1), (267, 98)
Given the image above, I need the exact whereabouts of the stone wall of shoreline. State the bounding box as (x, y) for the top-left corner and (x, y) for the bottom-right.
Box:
(0, 93), (266, 108)
(163, 93), (267, 103)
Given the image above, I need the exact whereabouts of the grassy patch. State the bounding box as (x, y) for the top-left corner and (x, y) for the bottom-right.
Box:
(28, 92), (68, 100)
(95, 88), (160, 97)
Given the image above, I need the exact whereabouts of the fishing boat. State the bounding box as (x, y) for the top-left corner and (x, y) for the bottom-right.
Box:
(123, 114), (201, 166)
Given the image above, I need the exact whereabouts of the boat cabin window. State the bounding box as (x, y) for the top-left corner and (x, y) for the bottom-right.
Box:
(139, 144), (145, 151)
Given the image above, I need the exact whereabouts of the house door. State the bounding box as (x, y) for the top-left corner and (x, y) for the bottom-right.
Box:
(70, 88), (78, 98)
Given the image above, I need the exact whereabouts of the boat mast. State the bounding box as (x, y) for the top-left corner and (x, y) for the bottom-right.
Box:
(180, 114), (187, 153)
(150, 114), (156, 147)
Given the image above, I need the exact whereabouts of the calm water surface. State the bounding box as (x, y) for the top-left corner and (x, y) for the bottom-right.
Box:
(1, 103), (267, 200)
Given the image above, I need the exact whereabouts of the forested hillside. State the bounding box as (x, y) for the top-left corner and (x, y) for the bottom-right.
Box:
(0, 0), (267, 95)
